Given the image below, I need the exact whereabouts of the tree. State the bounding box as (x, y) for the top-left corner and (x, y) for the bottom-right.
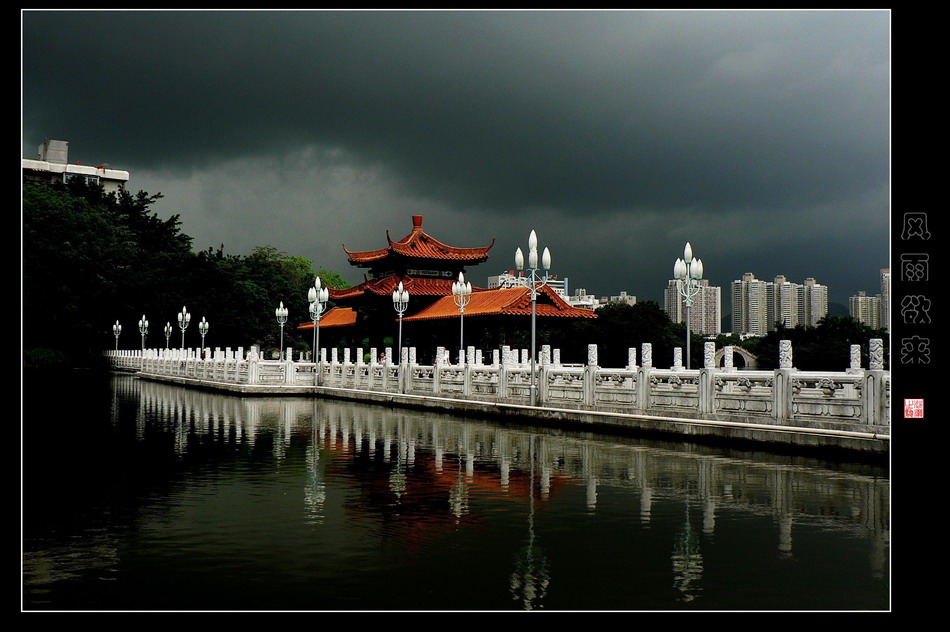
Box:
(23, 182), (350, 368)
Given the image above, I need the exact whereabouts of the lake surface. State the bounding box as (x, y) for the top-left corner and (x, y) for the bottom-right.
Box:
(22, 372), (889, 611)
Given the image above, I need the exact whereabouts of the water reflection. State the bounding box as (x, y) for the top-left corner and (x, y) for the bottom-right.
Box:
(24, 374), (889, 610)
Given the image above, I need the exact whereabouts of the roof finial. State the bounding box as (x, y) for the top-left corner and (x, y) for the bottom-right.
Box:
(412, 215), (423, 230)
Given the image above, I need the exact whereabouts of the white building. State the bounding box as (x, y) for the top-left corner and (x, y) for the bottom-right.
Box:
(487, 270), (568, 297)
(566, 288), (600, 311)
(731, 273), (771, 336)
(769, 275), (800, 330)
(23, 139), (130, 194)
(850, 290), (882, 329)
(665, 279), (721, 335)
(605, 291), (636, 306)
(800, 278), (829, 327)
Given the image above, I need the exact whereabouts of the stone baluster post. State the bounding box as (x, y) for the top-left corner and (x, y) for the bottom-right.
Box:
(865, 338), (886, 426)
(499, 346), (511, 398)
(848, 345), (863, 374)
(637, 343), (653, 412)
(284, 347), (295, 384)
(585, 344), (598, 406)
(774, 340), (794, 421)
(247, 346), (260, 384)
(433, 346), (445, 393)
(673, 347), (683, 371)
(699, 341), (716, 415)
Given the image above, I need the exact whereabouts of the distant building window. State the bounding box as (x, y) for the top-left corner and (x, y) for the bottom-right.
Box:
(66, 173), (100, 186)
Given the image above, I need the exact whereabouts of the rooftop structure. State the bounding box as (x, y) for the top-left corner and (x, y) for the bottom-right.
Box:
(22, 139), (130, 194)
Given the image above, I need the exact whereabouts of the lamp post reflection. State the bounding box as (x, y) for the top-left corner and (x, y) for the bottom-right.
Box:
(510, 435), (550, 611)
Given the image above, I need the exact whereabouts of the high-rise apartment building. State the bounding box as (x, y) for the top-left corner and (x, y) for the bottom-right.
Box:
(850, 290), (882, 329)
(800, 278), (829, 327)
(731, 273), (770, 336)
(769, 275), (800, 330)
(665, 279), (722, 335)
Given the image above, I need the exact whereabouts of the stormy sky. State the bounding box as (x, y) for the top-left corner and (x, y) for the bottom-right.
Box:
(22, 9), (890, 310)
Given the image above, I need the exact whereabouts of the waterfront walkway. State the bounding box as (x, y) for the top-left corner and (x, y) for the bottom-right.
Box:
(106, 338), (890, 455)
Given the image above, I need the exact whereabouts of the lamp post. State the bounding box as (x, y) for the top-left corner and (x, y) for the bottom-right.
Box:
(112, 320), (122, 351)
(198, 317), (209, 353)
(515, 229), (551, 407)
(137, 315), (148, 352)
(451, 272), (472, 363)
(177, 306), (191, 350)
(164, 322), (173, 349)
(308, 277), (329, 364)
(392, 281), (409, 363)
(673, 242), (704, 370)
(276, 301), (289, 360)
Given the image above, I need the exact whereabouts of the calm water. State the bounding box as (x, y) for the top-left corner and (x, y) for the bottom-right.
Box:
(22, 372), (889, 611)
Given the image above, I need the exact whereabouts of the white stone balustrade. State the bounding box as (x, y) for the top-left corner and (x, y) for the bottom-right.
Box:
(106, 338), (891, 432)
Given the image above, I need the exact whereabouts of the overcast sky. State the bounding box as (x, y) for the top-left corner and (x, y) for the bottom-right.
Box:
(22, 9), (890, 308)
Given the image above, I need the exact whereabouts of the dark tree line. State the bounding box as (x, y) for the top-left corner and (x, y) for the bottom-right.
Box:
(23, 181), (348, 369)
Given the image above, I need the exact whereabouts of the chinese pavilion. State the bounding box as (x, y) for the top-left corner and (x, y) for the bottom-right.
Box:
(299, 215), (595, 358)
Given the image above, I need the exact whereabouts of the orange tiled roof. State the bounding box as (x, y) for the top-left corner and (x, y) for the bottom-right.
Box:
(401, 284), (597, 322)
(328, 274), (470, 302)
(343, 215), (495, 265)
(297, 307), (357, 330)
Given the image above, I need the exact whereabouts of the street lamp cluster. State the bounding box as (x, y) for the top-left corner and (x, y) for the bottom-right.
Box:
(275, 302), (289, 360)
(138, 315), (149, 352)
(515, 229), (551, 407)
(310, 277), (330, 379)
(451, 272), (472, 361)
(177, 306), (191, 349)
(673, 242), (704, 370)
(392, 280), (409, 363)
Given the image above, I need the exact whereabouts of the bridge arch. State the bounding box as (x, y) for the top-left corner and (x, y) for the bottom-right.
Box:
(714, 346), (759, 369)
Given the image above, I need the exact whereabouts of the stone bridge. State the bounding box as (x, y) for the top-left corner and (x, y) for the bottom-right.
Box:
(715, 346), (759, 368)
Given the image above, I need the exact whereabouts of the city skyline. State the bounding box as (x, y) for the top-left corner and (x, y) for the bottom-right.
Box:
(22, 10), (889, 305)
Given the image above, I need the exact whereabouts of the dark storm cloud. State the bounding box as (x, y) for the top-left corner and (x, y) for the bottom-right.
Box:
(22, 9), (889, 307)
(23, 10), (887, 214)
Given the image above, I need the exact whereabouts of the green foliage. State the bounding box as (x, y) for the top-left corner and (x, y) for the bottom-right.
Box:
(740, 316), (888, 370)
(23, 182), (350, 367)
(565, 301), (687, 367)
